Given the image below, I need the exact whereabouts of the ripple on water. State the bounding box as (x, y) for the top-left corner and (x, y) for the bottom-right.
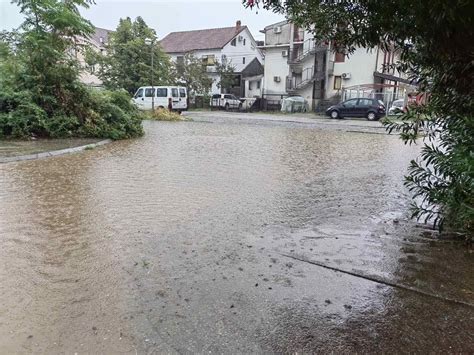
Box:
(0, 119), (472, 353)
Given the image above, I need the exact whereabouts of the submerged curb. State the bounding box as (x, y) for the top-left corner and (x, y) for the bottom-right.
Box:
(0, 139), (112, 164)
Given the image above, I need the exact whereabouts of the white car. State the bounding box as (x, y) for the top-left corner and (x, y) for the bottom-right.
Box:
(388, 99), (405, 115)
(210, 94), (242, 111)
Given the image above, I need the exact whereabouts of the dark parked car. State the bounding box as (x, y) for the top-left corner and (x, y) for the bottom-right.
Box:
(326, 98), (386, 121)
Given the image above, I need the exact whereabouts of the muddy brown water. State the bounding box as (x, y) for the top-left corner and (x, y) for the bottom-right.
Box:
(0, 138), (101, 158)
(1, 117), (473, 353)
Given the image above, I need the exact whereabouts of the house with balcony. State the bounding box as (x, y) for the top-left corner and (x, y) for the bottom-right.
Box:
(260, 20), (411, 110)
(327, 45), (411, 107)
(259, 21), (328, 110)
(160, 21), (264, 97)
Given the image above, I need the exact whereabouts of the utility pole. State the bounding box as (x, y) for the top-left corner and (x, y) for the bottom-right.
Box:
(145, 38), (155, 111)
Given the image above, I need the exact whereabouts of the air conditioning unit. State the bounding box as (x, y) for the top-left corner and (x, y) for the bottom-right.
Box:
(341, 72), (351, 79)
(273, 26), (282, 34)
(281, 50), (288, 57)
(274, 76), (281, 82)
(238, 35), (243, 42)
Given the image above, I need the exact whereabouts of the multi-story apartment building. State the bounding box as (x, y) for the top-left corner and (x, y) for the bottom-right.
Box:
(260, 20), (411, 110)
(160, 21), (264, 97)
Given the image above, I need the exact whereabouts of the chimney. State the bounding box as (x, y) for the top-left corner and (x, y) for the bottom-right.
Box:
(236, 20), (241, 33)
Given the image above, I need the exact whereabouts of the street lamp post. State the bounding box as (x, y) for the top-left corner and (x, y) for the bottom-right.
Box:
(145, 38), (155, 111)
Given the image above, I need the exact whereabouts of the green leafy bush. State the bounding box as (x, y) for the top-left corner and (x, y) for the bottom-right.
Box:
(42, 114), (80, 138)
(0, 85), (144, 139)
(75, 89), (144, 139)
(0, 0), (143, 141)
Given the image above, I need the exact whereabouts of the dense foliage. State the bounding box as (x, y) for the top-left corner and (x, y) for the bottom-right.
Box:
(86, 16), (173, 95)
(145, 108), (186, 121)
(0, 0), (143, 140)
(246, 0), (474, 237)
(215, 60), (237, 93)
(172, 53), (213, 95)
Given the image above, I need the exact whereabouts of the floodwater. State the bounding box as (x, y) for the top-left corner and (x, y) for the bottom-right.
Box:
(1, 114), (473, 353)
(0, 138), (101, 158)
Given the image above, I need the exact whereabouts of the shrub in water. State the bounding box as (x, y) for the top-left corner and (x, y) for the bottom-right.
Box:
(145, 109), (186, 121)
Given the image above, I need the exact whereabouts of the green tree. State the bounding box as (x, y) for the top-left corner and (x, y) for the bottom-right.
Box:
(215, 60), (236, 93)
(172, 53), (213, 96)
(245, 0), (474, 237)
(9, 0), (95, 120)
(0, 0), (143, 139)
(88, 16), (173, 95)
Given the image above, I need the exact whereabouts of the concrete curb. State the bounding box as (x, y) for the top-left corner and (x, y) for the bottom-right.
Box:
(0, 139), (112, 164)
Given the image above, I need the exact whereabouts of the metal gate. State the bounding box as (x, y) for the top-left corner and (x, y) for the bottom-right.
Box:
(341, 83), (416, 115)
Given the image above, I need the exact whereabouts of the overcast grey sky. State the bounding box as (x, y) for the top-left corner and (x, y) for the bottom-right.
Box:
(0, 0), (285, 40)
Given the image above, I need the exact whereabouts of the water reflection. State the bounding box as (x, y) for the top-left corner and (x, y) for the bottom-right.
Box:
(0, 119), (471, 352)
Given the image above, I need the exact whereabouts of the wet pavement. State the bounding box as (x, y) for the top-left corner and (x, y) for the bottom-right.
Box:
(0, 112), (473, 353)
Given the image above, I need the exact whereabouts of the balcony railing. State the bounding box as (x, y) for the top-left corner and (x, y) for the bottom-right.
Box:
(286, 67), (316, 91)
(288, 39), (329, 65)
(286, 65), (328, 92)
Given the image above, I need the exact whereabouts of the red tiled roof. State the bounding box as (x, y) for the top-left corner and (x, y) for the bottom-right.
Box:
(160, 26), (247, 53)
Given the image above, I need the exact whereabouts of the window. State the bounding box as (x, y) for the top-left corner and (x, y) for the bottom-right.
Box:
(335, 51), (345, 62)
(156, 88), (167, 97)
(171, 88), (178, 97)
(357, 98), (372, 106)
(243, 39), (246, 46)
(257, 80), (261, 89)
(242, 57), (246, 64)
(179, 88), (186, 98)
(334, 76), (342, 90)
(344, 99), (359, 106)
(145, 88), (155, 97)
(201, 55), (215, 66)
(134, 88), (143, 98)
(224, 94), (232, 99)
(249, 81), (253, 90)
(231, 38), (236, 46)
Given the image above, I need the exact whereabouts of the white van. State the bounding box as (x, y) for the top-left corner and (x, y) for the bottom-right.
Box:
(133, 86), (188, 111)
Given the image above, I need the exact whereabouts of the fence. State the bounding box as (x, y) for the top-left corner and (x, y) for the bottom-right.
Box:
(286, 67), (316, 91)
(259, 94), (288, 111)
(189, 95), (211, 109)
(189, 94), (292, 112)
(288, 40), (329, 64)
(341, 86), (407, 114)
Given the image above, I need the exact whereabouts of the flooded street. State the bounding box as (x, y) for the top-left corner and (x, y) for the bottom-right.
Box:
(1, 113), (473, 353)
